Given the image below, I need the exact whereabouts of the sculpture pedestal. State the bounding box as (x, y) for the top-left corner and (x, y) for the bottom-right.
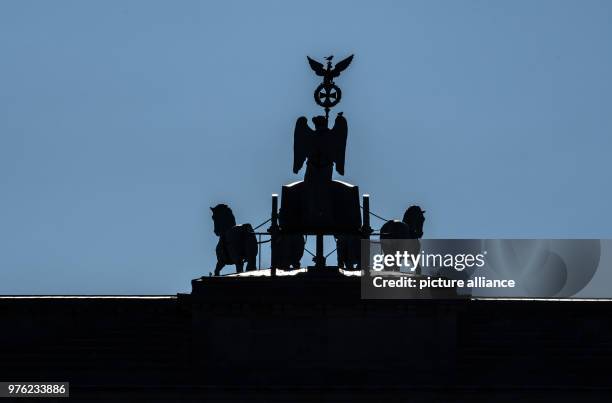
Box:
(189, 270), (461, 388)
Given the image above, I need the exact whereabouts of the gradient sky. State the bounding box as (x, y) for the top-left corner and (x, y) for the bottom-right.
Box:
(1, 0), (611, 294)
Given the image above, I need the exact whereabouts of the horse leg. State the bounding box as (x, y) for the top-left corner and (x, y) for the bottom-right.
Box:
(235, 260), (244, 273)
(245, 230), (258, 271)
(214, 261), (225, 276)
(350, 237), (361, 270)
(246, 254), (257, 271)
(286, 239), (300, 270)
(337, 248), (344, 269)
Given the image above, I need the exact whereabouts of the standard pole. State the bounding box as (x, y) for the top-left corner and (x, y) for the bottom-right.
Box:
(362, 194), (371, 235)
(271, 194), (278, 227)
(315, 233), (325, 269)
(362, 194), (373, 276)
(269, 194), (279, 277)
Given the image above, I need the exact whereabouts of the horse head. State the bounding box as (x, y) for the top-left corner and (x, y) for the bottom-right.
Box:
(402, 205), (426, 239)
(210, 204), (236, 236)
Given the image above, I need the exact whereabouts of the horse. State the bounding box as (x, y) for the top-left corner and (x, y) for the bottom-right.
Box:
(335, 233), (361, 270)
(210, 204), (258, 276)
(271, 233), (305, 271)
(380, 206), (426, 273)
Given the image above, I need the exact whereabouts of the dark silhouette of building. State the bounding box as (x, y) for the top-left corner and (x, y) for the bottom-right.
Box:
(2, 286), (612, 401)
(2, 54), (610, 402)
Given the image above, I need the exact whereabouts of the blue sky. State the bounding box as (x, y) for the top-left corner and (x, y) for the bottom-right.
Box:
(1, 0), (611, 294)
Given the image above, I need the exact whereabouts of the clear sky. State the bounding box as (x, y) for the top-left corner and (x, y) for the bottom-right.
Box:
(1, 0), (611, 294)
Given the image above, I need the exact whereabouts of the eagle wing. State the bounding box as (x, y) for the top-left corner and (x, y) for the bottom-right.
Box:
(306, 56), (326, 76)
(331, 114), (348, 175)
(293, 117), (312, 174)
(331, 54), (354, 78)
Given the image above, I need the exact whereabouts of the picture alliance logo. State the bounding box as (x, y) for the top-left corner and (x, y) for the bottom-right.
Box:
(371, 250), (487, 272)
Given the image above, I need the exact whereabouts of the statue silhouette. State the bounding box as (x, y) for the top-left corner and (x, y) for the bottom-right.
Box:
(279, 112), (360, 235)
(293, 112), (347, 179)
(335, 234), (361, 270)
(210, 204), (257, 276)
(307, 54), (354, 118)
(282, 112), (359, 233)
(307, 55), (353, 87)
(380, 206), (426, 272)
(381, 206), (426, 240)
(271, 233), (305, 271)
